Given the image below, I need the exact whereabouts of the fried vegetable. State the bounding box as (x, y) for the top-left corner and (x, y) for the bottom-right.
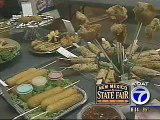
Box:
(87, 42), (101, 54)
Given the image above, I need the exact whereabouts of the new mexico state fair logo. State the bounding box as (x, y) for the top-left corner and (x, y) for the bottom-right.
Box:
(96, 83), (130, 104)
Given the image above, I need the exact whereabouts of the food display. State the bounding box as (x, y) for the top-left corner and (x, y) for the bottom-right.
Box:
(10, 15), (54, 28)
(31, 31), (79, 54)
(3, 64), (87, 119)
(0, 38), (20, 64)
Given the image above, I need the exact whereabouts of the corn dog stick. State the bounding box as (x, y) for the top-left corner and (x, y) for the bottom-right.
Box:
(12, 80), (80, 119)
(2, 60), (57, 95)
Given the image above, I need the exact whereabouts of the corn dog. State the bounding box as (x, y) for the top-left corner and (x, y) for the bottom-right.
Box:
(133, 50), (159, 59)
(106, 70), (115, 82)
(27, 87), (64, 108)
(69, 57), (95, 64)
(16, 69), (48, 85)
(70, 63), (98, 72)
(5, 68), (37, 86)
(101, 38), (111, 50)
(96, 69), (108, 82)
(78, 46), (96, 58)
(87, 42), (101, 54)
(138, 62), (160, 69)
(136, 55), (160, 62)
(132, 66), (160, 77)
(41, 87), (78, 109)
(46, 93), (83, 113)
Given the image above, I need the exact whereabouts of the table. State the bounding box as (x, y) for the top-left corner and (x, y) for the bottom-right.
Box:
(0, 21), (160, 119)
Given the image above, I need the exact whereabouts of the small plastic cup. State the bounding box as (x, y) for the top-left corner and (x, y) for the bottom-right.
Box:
(77, 103), (126, 119)
(31, 76), (47, 91)
(17, 84), (33, 102)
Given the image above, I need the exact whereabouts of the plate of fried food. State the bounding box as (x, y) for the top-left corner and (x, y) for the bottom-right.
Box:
(0, 38), (21, 64)
(30, 30), (80, 54)
(10, 15), (54, 29)
(2, 64), (87, 120)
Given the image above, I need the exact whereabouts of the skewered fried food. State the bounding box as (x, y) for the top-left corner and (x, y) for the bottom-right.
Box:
(76, 11), (89, 25)
(41, 87), (78, 109)
(101, 38), (111, 50)
(87, 42), (101, 54)
(96, 69), (108, 82)
(5, 68), (37, 87)
(145, 18), (160, 39)
(27, 87), (64, 108)
(133, 50), (159, 58)
(69, 56), (95, 64)
(70, 63), (98, 72)
(106, 69), (115, 83)
(126, 43), (139, 55)
(78, 24), (102, 41)
(77, 46), (96, 58)
(131, 73), (141, 80)
(133, 2), (157, 25)
(132, 66), (160, 77)
(137, 55), (160, 62)
(111, 23), (127, 44)
(106, 5), (128, 23)
(60, 34), (79, 47)
(16, 69), (48, 85)
(138, 61), (160, 70)
(46, 93), (83, 113)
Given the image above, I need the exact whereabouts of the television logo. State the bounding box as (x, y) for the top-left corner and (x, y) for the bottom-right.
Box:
(131, 86), (150, 105)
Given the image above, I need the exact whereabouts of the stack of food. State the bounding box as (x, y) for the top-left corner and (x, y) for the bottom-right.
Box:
(31, 31), (79, 53)
(5, 66), (86, 119)
(0, 38), (20, 64)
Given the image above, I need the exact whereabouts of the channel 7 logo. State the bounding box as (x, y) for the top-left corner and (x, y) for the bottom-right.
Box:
(131, 82), (150, 105)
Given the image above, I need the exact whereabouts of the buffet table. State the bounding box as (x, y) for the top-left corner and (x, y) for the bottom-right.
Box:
(0, 21), (160, 119)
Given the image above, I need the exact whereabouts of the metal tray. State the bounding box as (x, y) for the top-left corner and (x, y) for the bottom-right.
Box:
(9, 85), (87, 119)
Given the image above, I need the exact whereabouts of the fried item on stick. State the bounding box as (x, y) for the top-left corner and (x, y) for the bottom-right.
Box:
(69, 57), (95, 64)
(27, 87), (64, 108)
(132, 66), (160, 77)
(106, 5), (128, 23)
(76, 11), (89, 25)
(138, 61), (160, 70)
(133, 2), (157, 25)
(5, 68), (37, 87)
(145, 18), (160, 39)
(77, 46), (96, 58)
(96, 69), (108, 83)
(111, 23), (127, 44)
(87, 42), (101, 54)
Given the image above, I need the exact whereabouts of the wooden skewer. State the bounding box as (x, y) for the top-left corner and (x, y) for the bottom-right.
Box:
(95, 39), (120, 73)
(12, 80), (80, 120)
(1, 60), (57, 96)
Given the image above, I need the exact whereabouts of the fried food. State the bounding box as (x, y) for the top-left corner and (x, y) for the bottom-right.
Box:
(16, 69), (48, 85)
(106, 5), (128, 23)
(27, 87), (64, 108)
(132, 66), (160, 77)
(106, 69), (115, 83)
(111, 23), (127, 44)
(138, 61), (160, 70)
(133, 50), (159, 58)
(78, 46), (96, 58)
(70, 63), (98, 72)
(5, 68), (37, 86)
(69, 57), (95, 64)
(76, 11), (89, 25)
(137, 55), (160, 62)
(87, 42), (101, 54)
(145, 18), (160, 39)
(78, 24), (102, 41)
(101, 38), (111, 50)
(133, 2), (157, 25)
(30, 15), (43, 23)
(17, 16), (43, 24)
(96, 69), (108, 82)
(41, 87), (78, 109)
(126, 43), (139, 55)
(46, 93), (83, 113)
